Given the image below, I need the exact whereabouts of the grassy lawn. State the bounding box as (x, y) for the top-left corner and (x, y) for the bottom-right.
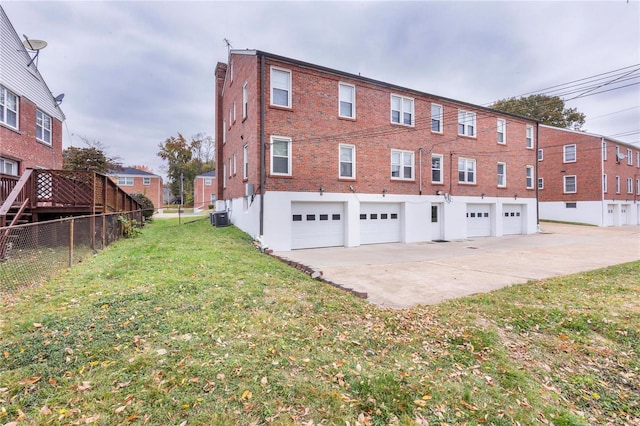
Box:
(1, 218), (638, 425)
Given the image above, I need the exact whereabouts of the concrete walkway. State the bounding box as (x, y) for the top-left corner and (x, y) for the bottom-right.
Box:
(274, 223), (640, 309)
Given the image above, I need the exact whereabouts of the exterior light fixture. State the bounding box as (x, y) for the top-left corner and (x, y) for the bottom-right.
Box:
(382, 189), (387, 197)
(319, 186), (324, 195)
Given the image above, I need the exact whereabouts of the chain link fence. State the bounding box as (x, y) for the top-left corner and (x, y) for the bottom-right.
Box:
(0, 211), (141, 296)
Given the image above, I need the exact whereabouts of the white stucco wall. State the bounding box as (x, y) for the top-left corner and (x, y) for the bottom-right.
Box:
(539, 200), (640, 227)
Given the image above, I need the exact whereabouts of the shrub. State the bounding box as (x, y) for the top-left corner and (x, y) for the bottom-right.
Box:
(130, 193), (155, 220)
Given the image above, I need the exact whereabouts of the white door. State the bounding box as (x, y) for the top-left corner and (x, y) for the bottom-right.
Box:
(431, 203), (444, 240)
(291, 202), (344, 249)
(606, 204), (615, 226)
(503, 204), (523, 235)
(360, 203), (401, 244)
(466, 204), (491, 237)
(621, 204), (629, 225)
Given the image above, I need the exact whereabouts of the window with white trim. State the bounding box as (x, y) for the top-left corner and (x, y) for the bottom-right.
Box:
(458, 157), (476, 183)
(616, 176), (620, 193)
(526, 165), (534, 189)
(143, 177), (150, 186)
(563, 144), (576, 163)
(526, 125), (534, 149)
(497, 162), (506, 187)
(538, 149), (543, 161)
(538, 178), (544, 189)
(602, 141), (607, 160)
(338, 83), (355, 118)
(431, 154), (443, 183)
(431, 104), (443, 133)
(270, 136), (292, 175)
(230, 59), (233, 82)
(458, 110), (476, 137)
(243, 144), (248, 179)
(497, 119), (506, 144)
(118, 177), (133, 186)
(233, 102), (236, 122)
(563, 175), (576, 193)
(0, 157), (18, 176)
(242, 82), (248, 119)
(627, 149), (632, 165)
(0, 86), (18, 128)
(210, 193), (217, 204)
(36, 110), (52, 144)
(205, 178), (212, 186)
(391, 149), (414, 180)
(233, 153), (237, 176)
(603, 174), (607, 193)
(390, 94), (414, 126)
(339, 144), (355, 178)
(627, 178), (633, 194)
(222, 119), (226, 144)
(228, 158), (232, 177)
(228, 108), (232, 126)
(637, 179), (640, 195)
(270, 67), (291, 108)
(637, 151), (640, 167)
(223, 164), (226, 188)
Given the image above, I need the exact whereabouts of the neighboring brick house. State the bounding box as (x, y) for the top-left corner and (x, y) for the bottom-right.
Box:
(538, 125), (640, 226)
(193, 170), (217, 211)
(0, 5), (65, 177)
(216, 50), (539, 251)
(108, 167), (163, 212)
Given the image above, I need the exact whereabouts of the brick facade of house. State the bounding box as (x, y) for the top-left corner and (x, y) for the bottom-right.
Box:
(108, 167), (164, 212)
(193, 170), (217, 211)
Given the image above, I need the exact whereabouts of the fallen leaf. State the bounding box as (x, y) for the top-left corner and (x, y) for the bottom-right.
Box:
(33, 323), (43, 328)
(157, 349), (167, 356)
(115, 406), (127, 414)
(414, 399), (427, 407)
(260, 376), (268, 386)
(241, 390), (252, 400)
(77, 381), (92, 392)
(84, 414), (100, 423)
(40, 405), (52, 415)
(19, 376), (42, 385)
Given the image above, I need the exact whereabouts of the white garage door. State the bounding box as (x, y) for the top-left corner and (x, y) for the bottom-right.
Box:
(503, 204), (523, 235)
(291, 202), (344, 249)
(360, 203), (401, 245)
(606, 204), (615, 226)
(466, 204), (491, 237)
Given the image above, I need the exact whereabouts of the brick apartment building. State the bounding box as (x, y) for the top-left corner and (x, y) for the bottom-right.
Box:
(538, 125), (640, 226)
(193, 170), (217, 211)
(215, 50), (539, 251)
(108, 167), (163, 212)
(0, 5), (65, 177)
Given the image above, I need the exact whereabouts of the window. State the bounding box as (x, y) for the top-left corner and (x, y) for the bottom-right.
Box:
(271, 136), (292, 175)
(233, 101), (236, 122)
(243, 144), (249, 179)
(223, 164), (226, 188)
(564, 175), (576, 193)
(0, 86), (18, 128)
(637, 179), (640, 195)
(222, 119), (226, 144)
(458, 157), (476, 183)
(230, 59), (233, 82)
(390, 94), (414, 126)
(458, 110), (476, 137)
(603, 174), (607, 193)
(616, 176), (620, 193)
(242, 82), (248, 119)
(627, 178), (633, 194)
(526, 166), (534, 189)
(270, 67), (291, 108)
(210, 194), (216, 204)
(339, 144), (355, 178)
(0, 157), (18, 176)
(391, 149), (414, 180)
(143, 177), (150, 186)
(627, 149), (632, 165)
(602, 141), (607, 160)
(616, 146), (621, 162)
(538, 178), (544, 189)
(563, 144), (576, 163)
(228, 158), (232, 177)
(36, 110), (52, 144)
(431, 104), (443, 132)
(118, 177), (133, 186)
(233, 153), (237, 175)
(497, 119), (506, 144)
(431, 154), (443, 183)
(205, 178), (212, 186)
(339, 83), (355, 118)
(566, 202), (577, 209)
(526, 125), (534, 149)
(538, 149), (543, 161)
(637, 151), (640, 167)
(497, 162), (506, 187)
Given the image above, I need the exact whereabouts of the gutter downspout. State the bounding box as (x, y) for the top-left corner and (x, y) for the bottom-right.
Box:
(601, 137), (605, 227)
(259, 54), (266, 237)
(535, 123), (540, 232)
(418, 147), (423, 195)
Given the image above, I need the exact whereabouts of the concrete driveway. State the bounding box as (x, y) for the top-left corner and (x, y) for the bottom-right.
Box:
(273, 223), (640, 309)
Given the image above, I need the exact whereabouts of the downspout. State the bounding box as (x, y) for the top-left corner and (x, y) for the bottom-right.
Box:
(418, 147), (423, 195)
(259, 54), (266, 237)
(535, 123), (540, 232)
(601, 137), (605, 227)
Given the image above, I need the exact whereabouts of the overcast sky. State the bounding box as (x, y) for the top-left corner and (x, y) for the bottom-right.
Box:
(3, 1), (639, 179)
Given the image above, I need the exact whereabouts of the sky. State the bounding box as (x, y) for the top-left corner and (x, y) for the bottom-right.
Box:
(3, 1), (639, 180)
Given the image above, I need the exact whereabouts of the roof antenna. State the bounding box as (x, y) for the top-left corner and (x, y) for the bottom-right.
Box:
(223, 38), (233, 58)
(22, 34), (47, 68)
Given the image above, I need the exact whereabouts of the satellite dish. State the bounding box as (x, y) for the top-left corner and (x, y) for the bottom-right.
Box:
(616, 152), (626, 161)
(22, 39), (48, 51)
(54, 93), (65, 104)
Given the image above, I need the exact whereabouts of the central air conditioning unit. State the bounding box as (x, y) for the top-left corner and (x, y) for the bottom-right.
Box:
(245, 183), (254, 197)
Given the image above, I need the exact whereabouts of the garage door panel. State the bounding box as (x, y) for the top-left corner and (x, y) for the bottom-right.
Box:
(466, 204), (491, 237)
(503, 204), (523, 235)
(292, 202), (344, 249)
(360, 203), (401, 244)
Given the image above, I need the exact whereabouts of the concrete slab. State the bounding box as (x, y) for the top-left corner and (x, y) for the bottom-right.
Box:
(273, 223), (640, 309)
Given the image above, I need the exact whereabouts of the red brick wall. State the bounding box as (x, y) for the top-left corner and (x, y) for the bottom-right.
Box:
(194, 176), (217, 209)
(108, 176), (163, 210)
(0, 96), (63, 172)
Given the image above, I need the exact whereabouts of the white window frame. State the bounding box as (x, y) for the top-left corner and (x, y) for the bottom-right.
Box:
(233, 101), (236, 123)
(458, 110), (476, 137)
(497, 119), (506, 144)
(0, 157), (18, 176)
(538, 177), (544, 190)
(602, 141), (607, 160)
(636, 151), (640, 167)
(242, 82), (248, 119)
(538, 149), (543, 161)
(143, 177), (151, 186)
(339, 144), (355, 179)
(637, 179), (640, 195)
(627, 178), (633, 194)
(431, 154), (443, 183)
(497, 162), (506, 187)
(563, 175), (576, 194)
(243, 144), (249, 180)
(615, 176), (620, 193)
(338, 83), (356, 119)
(118, 176), (133, 186)
(205, 178), (212, 186)
(627, 149), (632, 165)
(391, 149), (414, 180)
(233, 153), (237, 176)
(431, 103), (443, 133)
(223, 164), (226, 188)
(230, 59), (234, 82)
(458, 157), (476, 184)
(270, 136), (292, 176)
(563, 144), (576, 163)
(0, 86), (19, 129)
(270, 67), (292, 108)
(222, 119), (226, 144)
(36, 110), (52, 145)
(526, 165), (534, 189)
(526, 125), (534, 149)
(210, 193), (217, 204)
(390, 94), (414, 126)
(603, 174), (607, 193)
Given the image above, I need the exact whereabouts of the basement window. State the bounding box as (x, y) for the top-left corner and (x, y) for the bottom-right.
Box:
(565, 202), (577, 209)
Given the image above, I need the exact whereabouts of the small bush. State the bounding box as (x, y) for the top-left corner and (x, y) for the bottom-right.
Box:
(118, 215), (142, 238)
(130, 193), (155, 220)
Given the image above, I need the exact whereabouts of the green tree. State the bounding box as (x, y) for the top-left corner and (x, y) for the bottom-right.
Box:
(63, 136), (122, 173)
(490, 94), (586, 131)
